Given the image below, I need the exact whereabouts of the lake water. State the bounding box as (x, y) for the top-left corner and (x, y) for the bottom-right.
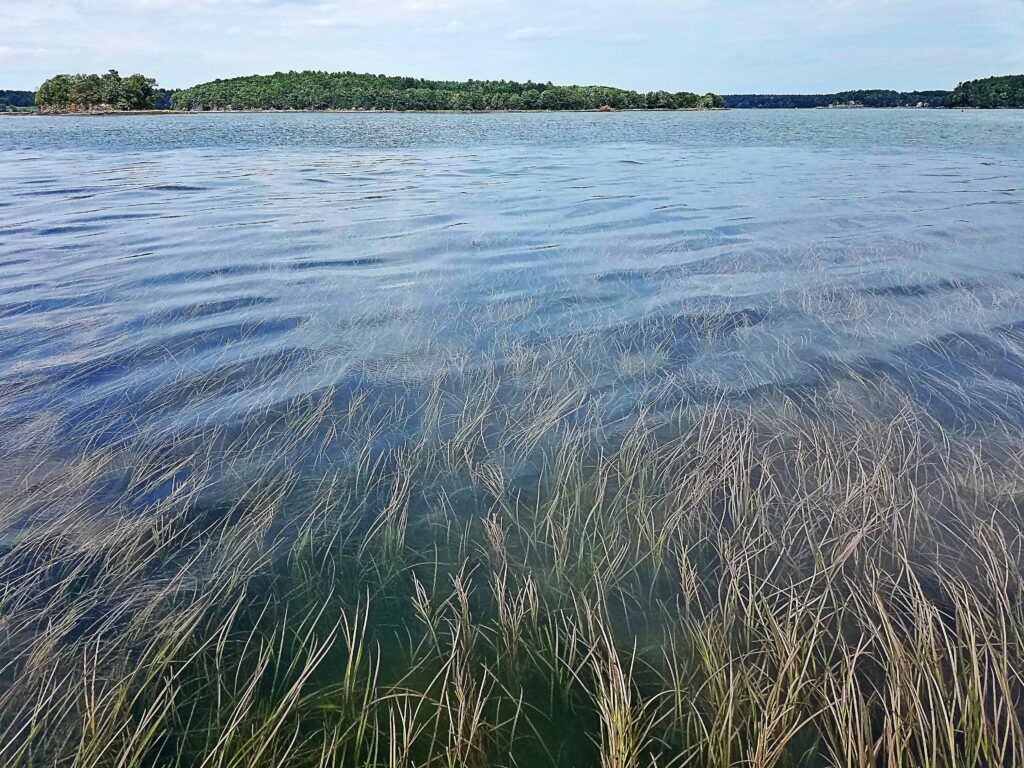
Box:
(2, 110), (1024, 483)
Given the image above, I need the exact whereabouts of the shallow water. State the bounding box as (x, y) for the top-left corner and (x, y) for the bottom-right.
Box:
(7, 109), (1024, 767)
(1, 110), (1024, 469)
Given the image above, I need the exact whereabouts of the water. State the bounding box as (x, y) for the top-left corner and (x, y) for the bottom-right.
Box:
(2, 110), (1024, 481)
(6, 109), (1024, 767)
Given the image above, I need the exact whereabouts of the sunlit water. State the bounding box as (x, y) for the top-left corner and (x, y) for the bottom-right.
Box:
(2, 110), (1024, 492)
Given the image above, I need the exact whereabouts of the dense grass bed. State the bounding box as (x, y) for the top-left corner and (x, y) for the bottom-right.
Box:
(2, 300), (1024, 767)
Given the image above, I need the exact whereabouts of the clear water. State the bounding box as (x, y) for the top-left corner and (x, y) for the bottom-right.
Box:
(2, 110), (1024, 471)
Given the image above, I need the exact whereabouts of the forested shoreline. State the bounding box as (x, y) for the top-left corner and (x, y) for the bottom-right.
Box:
(723, 89), (951, 109)
(170, 71), (723, 111)
(0, 90), (36, 112)
(947, 75), (1024, 108)
(23, 70), (1024, 113)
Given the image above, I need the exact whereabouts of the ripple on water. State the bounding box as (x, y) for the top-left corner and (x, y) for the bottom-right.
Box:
(0, 111), (1022, 458)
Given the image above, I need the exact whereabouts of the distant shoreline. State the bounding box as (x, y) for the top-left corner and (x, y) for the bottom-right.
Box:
(16, 107), (728, 117)
(4, 105), (1019, 118)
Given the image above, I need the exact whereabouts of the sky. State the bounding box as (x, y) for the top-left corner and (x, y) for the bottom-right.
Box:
(2, 0), (1023, 93)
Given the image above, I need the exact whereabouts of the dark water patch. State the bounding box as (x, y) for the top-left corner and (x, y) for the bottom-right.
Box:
(781, 328), (1024, 430)
(993, 319), (1024, 343)
(35, 223), (107, 236)
(144, 296), (278, 325)
(287, 256), (384, 271)
(856, 277), (985, 299)
(204, 219), (278, 230)
(604, 305), (780, 367)
(595, 259), (718, 284)
(27, 316), (307, 398)
(15, 187), (97, 198)
(139, 316), (307, 361)
(132, 264), (270, 288)
(157, 346), (323, 402)
(77, 212), (158, 224)
(904, 329), (1024, 387)
(0, 296), (91, 318)
(139, 184), (208, 193)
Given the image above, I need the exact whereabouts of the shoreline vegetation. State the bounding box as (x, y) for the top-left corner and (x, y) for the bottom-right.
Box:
(34, 69), (724, 114)
(13, 108), (724, 118)
(723, 89), (952, 109)
(170, 71), (724, 112)
(24, 70), (1024, 115)
(171, 72), (724, 112)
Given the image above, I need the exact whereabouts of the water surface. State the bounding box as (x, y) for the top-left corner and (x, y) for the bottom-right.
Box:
(2, 110), (1023, 481)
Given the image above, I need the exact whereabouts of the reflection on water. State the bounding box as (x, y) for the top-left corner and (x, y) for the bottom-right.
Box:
(1, 110), (1024, 486)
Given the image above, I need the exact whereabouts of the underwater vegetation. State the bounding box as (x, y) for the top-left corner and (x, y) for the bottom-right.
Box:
(3, 292), (1024, 767)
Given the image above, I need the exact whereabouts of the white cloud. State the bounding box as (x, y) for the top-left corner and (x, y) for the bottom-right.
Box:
(506, 25), (565, 40)
(609, 32), (649, 44)
(422, 19), (467, 33)
(0, 46), (51, 60)
(402, 0), (460, 11)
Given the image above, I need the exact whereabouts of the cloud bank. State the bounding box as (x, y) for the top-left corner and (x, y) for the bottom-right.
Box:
(3, 0), (1023, 92)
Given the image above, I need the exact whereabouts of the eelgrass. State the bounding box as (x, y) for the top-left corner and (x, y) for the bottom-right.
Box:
(2, 287), (1024, 767)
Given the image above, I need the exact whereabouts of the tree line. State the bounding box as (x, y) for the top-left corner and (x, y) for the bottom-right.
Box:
(35, 71), (158, 111)
(0, 90), (36, 112)
(27, 70), (1024, 113)
(724, 90), (951, 109)
(947, 75), (1024, 108)
(154, 90), (177, 110)
(170, 71), (724, 111)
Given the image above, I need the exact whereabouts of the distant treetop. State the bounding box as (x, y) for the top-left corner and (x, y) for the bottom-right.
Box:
(36, 70), (158, 112)
(0, 90), (36, 111)
(724, 90), (951, 109)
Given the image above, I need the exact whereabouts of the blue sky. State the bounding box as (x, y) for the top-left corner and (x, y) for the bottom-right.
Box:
(3, 0), (1023, 92)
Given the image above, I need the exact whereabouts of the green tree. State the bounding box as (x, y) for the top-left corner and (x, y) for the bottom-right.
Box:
(74, 74), (104, 107)
(520, 90), (541, 110)
(36, 75), (72, 109)
(101, 69), (123, 107)
(121, 74), (158, 110)
(36, 71), (159, 111)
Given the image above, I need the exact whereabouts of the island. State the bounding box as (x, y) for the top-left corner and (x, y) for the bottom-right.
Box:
(170, 71), (724, 111)
(35, 70), (161, 113)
